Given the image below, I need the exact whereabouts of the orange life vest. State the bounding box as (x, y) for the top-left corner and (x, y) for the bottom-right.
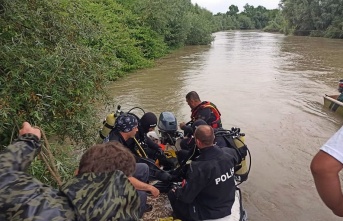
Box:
(191, 101), (222, 128)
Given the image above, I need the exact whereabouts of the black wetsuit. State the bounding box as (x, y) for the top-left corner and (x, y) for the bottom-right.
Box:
(177, 128), (228, 166)
(168, 146), (241, 221)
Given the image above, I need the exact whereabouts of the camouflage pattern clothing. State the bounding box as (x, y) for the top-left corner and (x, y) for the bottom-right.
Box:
(61, 172), (140, 221)
(0, 133), (75, 221)
(0, 133), (140, 221)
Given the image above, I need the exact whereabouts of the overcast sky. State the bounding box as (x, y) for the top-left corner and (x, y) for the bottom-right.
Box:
(191, 0), (281, 14)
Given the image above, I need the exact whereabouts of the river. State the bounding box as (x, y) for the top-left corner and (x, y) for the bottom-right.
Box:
(105, 31), (343, 221)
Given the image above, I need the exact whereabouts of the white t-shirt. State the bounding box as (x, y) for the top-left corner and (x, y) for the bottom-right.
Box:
(320, 126), (343, 163)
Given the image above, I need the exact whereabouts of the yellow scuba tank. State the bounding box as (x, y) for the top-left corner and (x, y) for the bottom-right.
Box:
(98, 105), (122, 143)
(99, 113), (116, 138)
(233, 134), (249, 182)
(215, 127), (250, 183)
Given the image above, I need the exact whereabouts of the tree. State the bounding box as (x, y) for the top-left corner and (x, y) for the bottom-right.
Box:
(237, 14), (254, 29)
(227, 4), (239, 16)
(280, 0), (343, 38)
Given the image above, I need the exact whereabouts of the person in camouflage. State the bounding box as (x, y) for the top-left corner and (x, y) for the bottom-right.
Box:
(0, 122), (140, 221)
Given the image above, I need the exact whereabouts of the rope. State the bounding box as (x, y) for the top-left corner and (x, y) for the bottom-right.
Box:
(34, 126), (63, 186)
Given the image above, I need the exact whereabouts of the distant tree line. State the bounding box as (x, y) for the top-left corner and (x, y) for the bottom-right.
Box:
(212, 4), (280, 31)
(211, 1), (343, 38)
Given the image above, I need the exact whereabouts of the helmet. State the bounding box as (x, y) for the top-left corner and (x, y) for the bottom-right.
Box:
(140, 112), (157, 133)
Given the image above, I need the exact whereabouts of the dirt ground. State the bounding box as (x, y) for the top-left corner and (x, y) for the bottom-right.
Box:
(142, 193), (175, 221)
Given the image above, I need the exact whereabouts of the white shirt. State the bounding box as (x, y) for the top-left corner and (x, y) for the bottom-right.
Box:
(320, 126), (343, 163)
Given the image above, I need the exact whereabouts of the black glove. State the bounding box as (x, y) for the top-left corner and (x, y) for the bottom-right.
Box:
(182, 126), (193, 138)
(156, 148), (165, 156)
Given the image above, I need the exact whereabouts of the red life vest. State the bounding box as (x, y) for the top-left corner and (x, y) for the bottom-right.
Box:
(191, 101), (222, 128)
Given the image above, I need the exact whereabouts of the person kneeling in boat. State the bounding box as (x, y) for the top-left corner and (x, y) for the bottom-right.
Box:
(179, 91), (222, 136)
(168, 125), (247, 221)
(337, 79), (343, 102)
(137, 112), (176, 169)
(177, 119), (227, 167)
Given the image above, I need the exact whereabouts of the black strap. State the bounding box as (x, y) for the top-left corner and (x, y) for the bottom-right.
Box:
(222, 135), (247, 162)
(104, 122), (114, 130)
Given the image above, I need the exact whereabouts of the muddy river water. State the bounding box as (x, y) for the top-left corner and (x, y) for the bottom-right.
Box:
(105, 31), (343, 221)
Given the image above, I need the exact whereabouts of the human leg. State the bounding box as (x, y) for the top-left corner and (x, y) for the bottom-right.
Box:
(168, 190), (191, 221)
(133, 163), (149, 183)
(137, 190), (148, 218)
(133, 163), (153, 217)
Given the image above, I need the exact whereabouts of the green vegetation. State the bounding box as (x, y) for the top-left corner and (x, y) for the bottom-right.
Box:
(0, 0), (215, 146)
(281, 0), (343, 38)
(213, 4), (280, 31)
(212, 1), (343, 39)
(30, 144), (78, 188)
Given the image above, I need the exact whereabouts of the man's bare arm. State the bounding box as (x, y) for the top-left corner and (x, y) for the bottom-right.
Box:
(311, 150), (343, 217)
(128, 177), (160, 197)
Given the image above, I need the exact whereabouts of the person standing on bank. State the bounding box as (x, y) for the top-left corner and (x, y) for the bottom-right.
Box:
(168, 125), (247, 221)
(179, 91), (222, 136)
(311, 126), (343, 217)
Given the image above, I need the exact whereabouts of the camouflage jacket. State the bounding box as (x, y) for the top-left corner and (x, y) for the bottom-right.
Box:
(0, 134), (140, 221)
(61, 172), (140, 221)
(0, 133), (75, 221)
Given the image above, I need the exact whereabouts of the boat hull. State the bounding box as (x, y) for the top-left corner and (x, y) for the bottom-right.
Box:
(323, 94), (343, 117)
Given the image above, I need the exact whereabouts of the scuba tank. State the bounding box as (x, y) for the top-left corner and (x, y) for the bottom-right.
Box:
(233, 133), (249, 183)
(215, 127), (250, 184)
(98, 105), (122, 143)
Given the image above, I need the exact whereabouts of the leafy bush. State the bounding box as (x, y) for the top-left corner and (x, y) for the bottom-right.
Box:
(0, 0), (109, 148)
(237, 15), (255, 30)
(185, 11), (214, 45)
(264, 21), (281, 32)
(325, 26), (343, 39)
(310, 30), (325, 37)
(29, 144), (79, 188)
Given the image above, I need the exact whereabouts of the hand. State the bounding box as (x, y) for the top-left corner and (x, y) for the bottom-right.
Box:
(157, 148), (165, 156)
(179, 122), (186, 129)
(19, 122), (41, 139)
(148, 185), (160, 197)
